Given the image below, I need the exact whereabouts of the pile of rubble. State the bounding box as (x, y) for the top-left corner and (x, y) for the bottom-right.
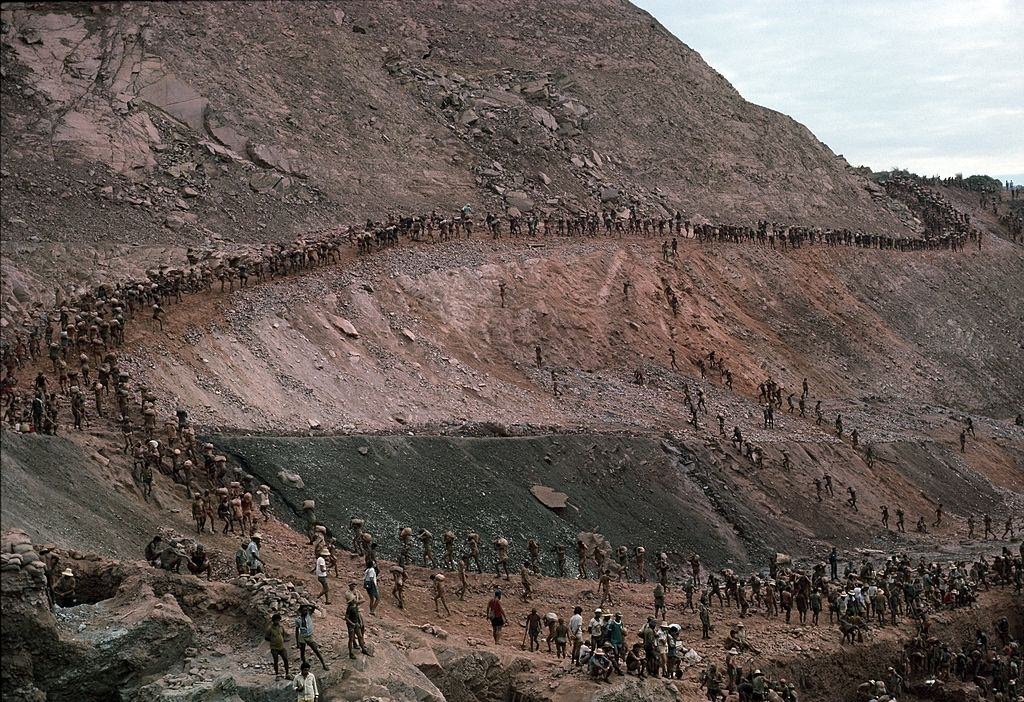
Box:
(233, 573), (315, 629)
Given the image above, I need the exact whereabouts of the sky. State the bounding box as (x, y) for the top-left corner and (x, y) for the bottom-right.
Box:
(634, 0), (1024, 182)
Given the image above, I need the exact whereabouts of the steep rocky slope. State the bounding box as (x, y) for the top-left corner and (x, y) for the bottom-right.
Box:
(1, 0), (911, 313)
(2, 3), (1022, 701)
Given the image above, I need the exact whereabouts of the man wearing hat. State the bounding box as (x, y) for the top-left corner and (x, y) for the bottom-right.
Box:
(53, 568), (76, 607)
(345, 584), (371, 660)
(247, 533), (264, 574)
(744, 668), (763, 700)
(589, 645), (613, 682)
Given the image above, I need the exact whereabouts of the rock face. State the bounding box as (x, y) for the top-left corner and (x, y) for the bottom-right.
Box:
(428, 649), (531, 702)
(0, 531), (449, 702)
(1, 530), (193, 702)
(1, 0), (914, 318)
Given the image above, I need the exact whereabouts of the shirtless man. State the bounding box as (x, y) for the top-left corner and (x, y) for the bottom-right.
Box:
(431, 573), (451, 615)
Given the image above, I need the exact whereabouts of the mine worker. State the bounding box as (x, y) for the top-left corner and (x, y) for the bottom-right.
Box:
(466, 532), (482, 573)
(599, 569), (614, 606)
(524, 608), (543, 652)
(494, 536), (511, 580)
(362, 560), (379, 614)
(345, 587), (370, 659)
(257, 485), (271, 522)
(247, 533), (264, 574)
(235, 538), (250, 575)
(569, 606), (584, 663)
(442, 530), (456, 569)
(698, 599), (711, 639)
(455, 556), (468, 600)
(419, 529), (436, 568)
(527, 538), (541, 575)
(431, 573), (451, 615)
(293, 604), (328, 671)
(486, 589), (506, 644)
(653, 582), (666, 620)
(391, 566), (406, 609)
(53, 567), (77, 607)
(634, 546), (646, 582)
(314, 548), (330, 605)
(145, 535), (164, 566)
(576, 539), (589, 579)
(265, 612), (290, 679)
(520, 561), (533, 602)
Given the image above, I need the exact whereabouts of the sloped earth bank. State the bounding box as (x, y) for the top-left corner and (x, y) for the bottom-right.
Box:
(2, 427), (1021, 702)
(214, 433), (1022, 572)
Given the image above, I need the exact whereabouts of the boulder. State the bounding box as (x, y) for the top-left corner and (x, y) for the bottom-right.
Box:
(530, 484), (569, 511)
(332, 317), (359, 338)
(137, 72), (209, 132)
(505, 191), (534, 212)
(408, 645), (441, 675)
(529, 106), (558, 131)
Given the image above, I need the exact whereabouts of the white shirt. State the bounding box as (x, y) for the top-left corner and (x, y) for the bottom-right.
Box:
(246, 541), (260, 565)
(314, 556), (327, 578)
(589, 617), (603, 637)
(569, 613), (583, 638)
(259, 491), (270, 507)
(293, 672), (319, 701)
(363, 566), (377, 586)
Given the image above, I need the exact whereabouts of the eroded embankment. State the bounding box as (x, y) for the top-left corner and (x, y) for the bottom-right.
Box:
(215, 433), (751, 568)
(212, 432), (1016, 573)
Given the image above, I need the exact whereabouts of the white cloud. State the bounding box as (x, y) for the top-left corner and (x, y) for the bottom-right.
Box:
(634, 0), (1024, 178)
